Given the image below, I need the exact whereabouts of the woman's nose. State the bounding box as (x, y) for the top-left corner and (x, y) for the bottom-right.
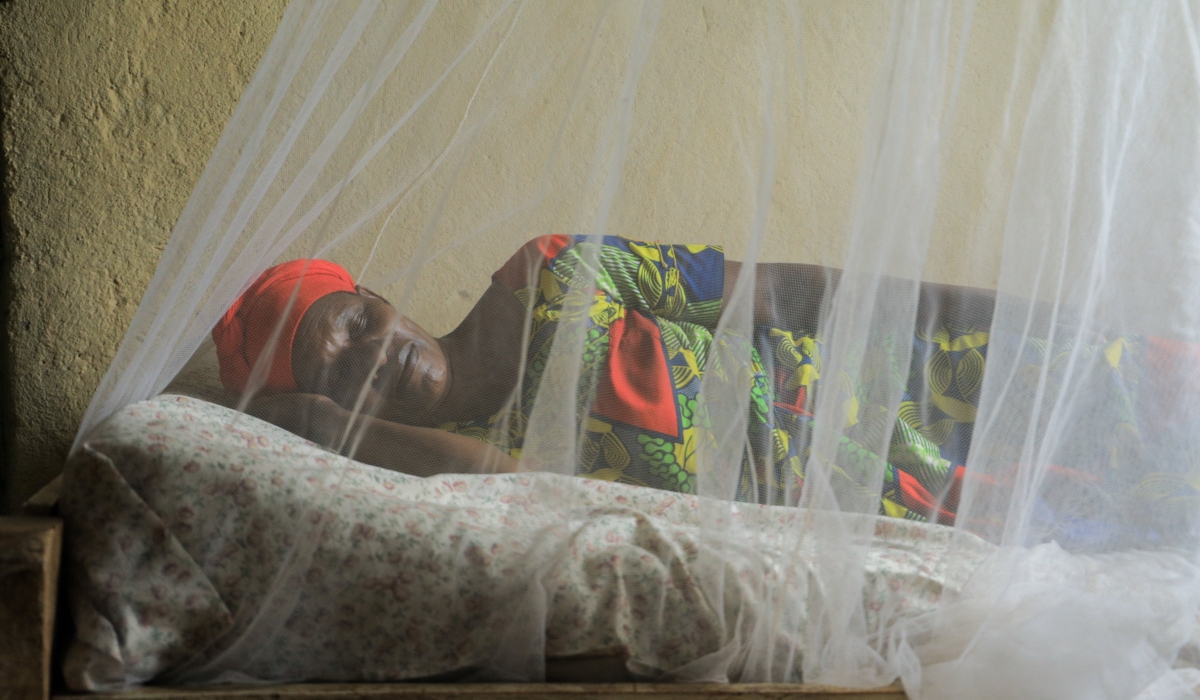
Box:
(373, 339), (391, 367)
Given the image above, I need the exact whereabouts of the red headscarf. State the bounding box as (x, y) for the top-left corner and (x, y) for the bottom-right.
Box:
(212, 259), (357, 394)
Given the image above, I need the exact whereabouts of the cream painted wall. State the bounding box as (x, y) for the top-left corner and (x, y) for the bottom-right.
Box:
(0, 1), (1042, 510)
(0, 0), (288, 510)
(266, 1), (1037, 342)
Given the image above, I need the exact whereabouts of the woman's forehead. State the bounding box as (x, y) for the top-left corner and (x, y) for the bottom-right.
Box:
(317, 291), (364, 321)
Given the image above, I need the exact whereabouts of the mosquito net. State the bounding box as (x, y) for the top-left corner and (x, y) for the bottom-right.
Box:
(62, 0), (1200, 697)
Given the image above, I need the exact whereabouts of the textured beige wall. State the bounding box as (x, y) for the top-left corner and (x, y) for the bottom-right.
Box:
(0, 1), (1040, 511)
(0, 0), (288, 510)
(270, 1), (1032, 339)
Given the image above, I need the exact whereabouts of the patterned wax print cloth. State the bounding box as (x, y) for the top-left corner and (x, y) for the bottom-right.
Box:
(955, 332), (1199, 550)
(762, 322), (984, 522)
(446, 235), (737, 495)
(442, 235), (975, 520)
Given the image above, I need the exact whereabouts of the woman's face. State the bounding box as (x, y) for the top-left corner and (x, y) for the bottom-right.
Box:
(291, 288), (449, 426)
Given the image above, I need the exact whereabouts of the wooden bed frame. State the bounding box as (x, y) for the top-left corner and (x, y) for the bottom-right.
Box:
(0, 477), (907, 700)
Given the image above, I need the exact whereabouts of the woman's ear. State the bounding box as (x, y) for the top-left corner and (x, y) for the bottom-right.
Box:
(355, 284), (392, 306)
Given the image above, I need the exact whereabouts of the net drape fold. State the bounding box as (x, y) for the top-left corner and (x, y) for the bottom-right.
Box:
(71, 1), (1200, 697)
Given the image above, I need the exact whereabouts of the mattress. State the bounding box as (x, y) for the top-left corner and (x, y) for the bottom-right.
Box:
(59, 394), (993, 689)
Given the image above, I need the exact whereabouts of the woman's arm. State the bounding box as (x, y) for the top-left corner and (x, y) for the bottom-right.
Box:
(247, 393), (519, 477)
(722, 261), (996, 332)
(722, 260), (841, 332)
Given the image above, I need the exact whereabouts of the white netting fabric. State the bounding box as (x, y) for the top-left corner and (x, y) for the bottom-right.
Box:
(63, 1), (1200, 697)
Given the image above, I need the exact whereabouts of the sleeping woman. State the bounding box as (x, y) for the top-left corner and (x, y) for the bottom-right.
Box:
(213, 235), (974, 519)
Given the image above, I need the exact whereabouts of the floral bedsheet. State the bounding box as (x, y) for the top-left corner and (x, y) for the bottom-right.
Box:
(60, 394), (994, 689)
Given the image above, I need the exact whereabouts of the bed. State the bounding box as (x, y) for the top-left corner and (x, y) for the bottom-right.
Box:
(9, 269), (1198, 698)
(17, 392), (1000, 694)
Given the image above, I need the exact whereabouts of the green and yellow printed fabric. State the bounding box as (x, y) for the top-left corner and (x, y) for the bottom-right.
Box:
(444, 235), (989, 519)
(446, 234), (742, 494)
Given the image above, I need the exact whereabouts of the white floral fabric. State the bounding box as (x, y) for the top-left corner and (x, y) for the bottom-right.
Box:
(60, 394), (994, 689)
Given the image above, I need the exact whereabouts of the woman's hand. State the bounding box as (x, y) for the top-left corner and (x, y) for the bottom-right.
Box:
(246, 392), (345, 446)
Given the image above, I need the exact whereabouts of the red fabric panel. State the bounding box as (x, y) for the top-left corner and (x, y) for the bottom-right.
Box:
(943, 464), (966, 512)
(773, 385), (813, 416)
(593, 311), (680, 438)
(492, 234), (572, 291)
(896, 468), (958, 525)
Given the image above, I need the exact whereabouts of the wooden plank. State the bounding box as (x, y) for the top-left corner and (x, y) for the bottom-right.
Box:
(19, 476), (63, 518)
(54, 682), (906, 700)
(0, 517), (63, 700)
